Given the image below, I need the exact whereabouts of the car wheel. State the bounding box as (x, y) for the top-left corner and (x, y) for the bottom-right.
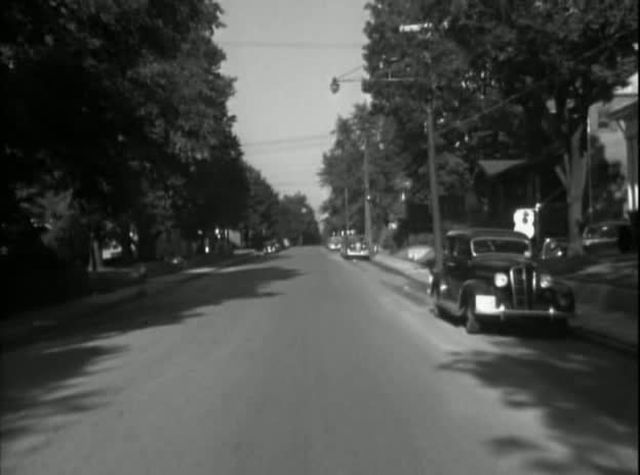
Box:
(464, 297), (481, 334)
(429, 275), (441, 298)
(550, 319), (569, 338)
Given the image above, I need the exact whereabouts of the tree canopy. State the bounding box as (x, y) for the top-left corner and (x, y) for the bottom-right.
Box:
(359, 0), (637, 253)
(1, 0), (249, 264)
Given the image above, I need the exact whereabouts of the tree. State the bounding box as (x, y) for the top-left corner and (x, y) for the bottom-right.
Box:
(447, 0), (637, 254)
(363, 1), (475, 235)
(1, 1), (245, 309)
(241, 165), (280, 248)
(362, 0), (637, 255)
(1, 0), (242, 266)
(277, 194), (321, 245)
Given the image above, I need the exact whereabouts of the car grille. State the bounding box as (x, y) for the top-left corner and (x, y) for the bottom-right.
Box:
(509, 265), (534, 309)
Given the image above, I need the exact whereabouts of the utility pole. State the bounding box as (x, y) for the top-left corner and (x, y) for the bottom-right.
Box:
(363, 133), (373, 250)
(425, 101), (443, 273)
(587, 114), (593, 224)
(400, 21), (445, 273)
(344, 187), (350, 234)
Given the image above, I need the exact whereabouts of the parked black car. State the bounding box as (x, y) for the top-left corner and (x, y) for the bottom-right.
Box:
(340, 235), (371, 260)
(431, 228), (575, 334)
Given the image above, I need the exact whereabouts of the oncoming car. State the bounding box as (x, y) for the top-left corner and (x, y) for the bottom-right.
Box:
(431, 228), (575, 334)
(340, 235), (371, 260)
(326, 236), (342, 251)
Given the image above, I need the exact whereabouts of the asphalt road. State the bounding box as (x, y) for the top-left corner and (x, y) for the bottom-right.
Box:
(2, 247), (637, 474)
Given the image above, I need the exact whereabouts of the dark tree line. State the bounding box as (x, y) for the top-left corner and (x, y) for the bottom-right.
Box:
(0, 1), (319, 312)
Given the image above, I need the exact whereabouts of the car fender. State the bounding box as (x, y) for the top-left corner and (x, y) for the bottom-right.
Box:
(458, 279), (495, 309)
(552, 281), (573, 295)
(550, 281), (575, 312)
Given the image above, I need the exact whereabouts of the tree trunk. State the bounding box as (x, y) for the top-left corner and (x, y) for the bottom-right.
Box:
(88, 231), (103, 271)
(565, 123), (588, 257)
(136, 224), (157, 261)
(119, 222), (134, 263)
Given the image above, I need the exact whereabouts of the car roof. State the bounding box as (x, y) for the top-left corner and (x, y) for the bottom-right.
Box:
(446, 227), (530, 240)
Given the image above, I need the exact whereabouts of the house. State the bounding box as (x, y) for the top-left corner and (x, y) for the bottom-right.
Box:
(472, 158), (567, 236)
(588, 72), (638, 219)
(608, 74), (638, 219)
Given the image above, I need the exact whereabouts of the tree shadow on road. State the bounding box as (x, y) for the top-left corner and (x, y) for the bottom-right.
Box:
(1, 257), (302, 454)
(437, 338), (638, 474)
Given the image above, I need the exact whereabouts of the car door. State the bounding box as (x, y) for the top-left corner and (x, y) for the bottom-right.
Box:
(444, 236), (470, 302)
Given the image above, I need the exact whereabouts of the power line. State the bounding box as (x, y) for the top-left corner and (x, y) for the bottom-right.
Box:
(242, 133), (330, 148)
(219, 40), (363, 50)
(336, 65), (364, 80)
(245, 145), (329, 157)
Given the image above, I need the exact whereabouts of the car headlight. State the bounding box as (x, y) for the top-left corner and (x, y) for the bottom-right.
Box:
(540, 273), (553, 288)
(494, 272), (509, 288)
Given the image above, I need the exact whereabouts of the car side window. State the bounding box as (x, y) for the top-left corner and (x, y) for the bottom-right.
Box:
(445, 237), (454, 257)
(452, 237), (470, 259)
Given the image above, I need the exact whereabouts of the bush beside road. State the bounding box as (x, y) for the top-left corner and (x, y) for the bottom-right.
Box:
(0, 251), (257, 352)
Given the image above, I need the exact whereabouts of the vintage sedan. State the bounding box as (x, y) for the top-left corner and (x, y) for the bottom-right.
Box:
(326, 235), (343, 251)
(431, 228), (575, 334)
(340, 235), (371, 259)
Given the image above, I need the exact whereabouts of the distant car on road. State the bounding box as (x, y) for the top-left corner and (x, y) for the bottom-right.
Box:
(101, 240), (122, 261)
(431, 228), (575, 334)
(261, 239), (281, 255)
(582, 220), (633, 254)
(326, 236), (342, 251)
(340, 235), (371, 260)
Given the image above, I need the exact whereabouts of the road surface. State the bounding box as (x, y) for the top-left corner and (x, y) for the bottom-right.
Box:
(2, 247), (637, 474)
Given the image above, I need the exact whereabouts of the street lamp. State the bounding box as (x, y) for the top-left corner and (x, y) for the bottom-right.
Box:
(330, 61), (444, 270)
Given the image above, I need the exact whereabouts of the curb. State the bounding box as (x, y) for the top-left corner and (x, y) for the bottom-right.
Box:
(559, 278), (638, 315)
(570, 325), (638, 356)
(0, 253), (257, 351)
(370, 256), (431, 289)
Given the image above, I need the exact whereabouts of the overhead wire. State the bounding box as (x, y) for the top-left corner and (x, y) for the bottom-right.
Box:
(242, 133), (331, 148)
(218, 40), (363, 50)
(336, 65), (364, 80)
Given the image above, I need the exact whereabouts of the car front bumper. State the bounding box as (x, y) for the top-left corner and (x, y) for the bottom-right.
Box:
(346, 251), (370, 258)
(473, 295), (572, 320)
(475, 307), (573, 320)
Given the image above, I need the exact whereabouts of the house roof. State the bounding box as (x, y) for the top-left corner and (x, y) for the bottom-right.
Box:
(477, 159), (526, 178)
(614, 73), (638, 96)
(608, 73), (638, 119)
(609, 97), (638, 120)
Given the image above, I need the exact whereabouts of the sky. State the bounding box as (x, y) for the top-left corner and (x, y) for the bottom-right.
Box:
(216, 0), (370, 222)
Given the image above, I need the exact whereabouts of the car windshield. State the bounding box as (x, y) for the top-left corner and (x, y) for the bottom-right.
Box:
(471, 238), (531, 255)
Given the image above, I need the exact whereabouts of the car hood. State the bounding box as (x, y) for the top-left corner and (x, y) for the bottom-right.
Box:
(471, 253), (534, 272)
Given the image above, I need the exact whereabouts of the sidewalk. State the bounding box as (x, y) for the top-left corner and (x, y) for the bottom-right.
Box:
(0, 251), (257, 351)
(370, 251), (638, 354)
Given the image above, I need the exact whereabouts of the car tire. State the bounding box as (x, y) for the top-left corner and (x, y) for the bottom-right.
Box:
(550, 319), (569, 338)
(429, 275), (441, 298)
(464, 298), (482, 334)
